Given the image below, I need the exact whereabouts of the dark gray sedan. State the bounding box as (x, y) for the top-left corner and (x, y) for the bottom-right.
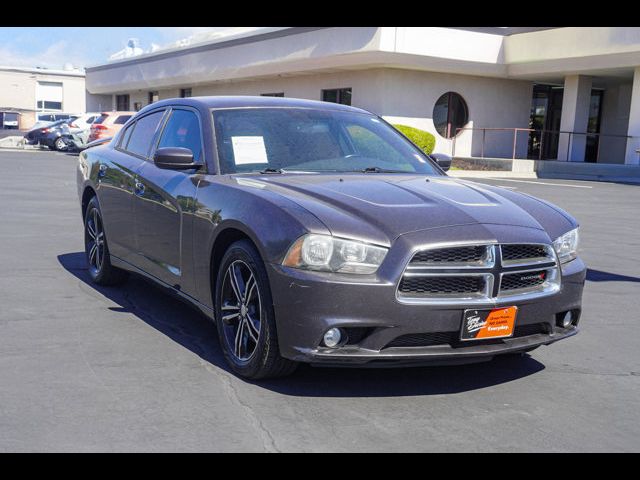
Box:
(76, 96), (586, 379)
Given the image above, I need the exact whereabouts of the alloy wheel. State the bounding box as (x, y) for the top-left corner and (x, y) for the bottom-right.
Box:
(55, 138), (67, 151)
(85, 207), (105, 277)
(220, 260), (262, 362)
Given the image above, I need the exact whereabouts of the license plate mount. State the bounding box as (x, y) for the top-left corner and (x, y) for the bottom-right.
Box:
(460, 306), (518, 341)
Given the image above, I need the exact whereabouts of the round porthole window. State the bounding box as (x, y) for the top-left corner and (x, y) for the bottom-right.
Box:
(433, 92), (468, 138)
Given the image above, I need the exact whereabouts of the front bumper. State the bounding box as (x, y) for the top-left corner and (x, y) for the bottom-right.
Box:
(267, 234), (586, 366)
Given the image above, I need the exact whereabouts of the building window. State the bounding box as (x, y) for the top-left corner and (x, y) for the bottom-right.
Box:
(116, 94), (130, 111)
(433, 92), (468, 138)
(261, 92), (284, 97)
(36, 81), (63, 112)
(322, 88), (352, 106)
(134, 102), (142, 112)
(180, 88), (192, 98)
(148, 91), (159, 104)
(36, 101), (62, 111)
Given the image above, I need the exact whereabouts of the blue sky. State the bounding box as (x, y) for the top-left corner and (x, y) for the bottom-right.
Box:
(0, 27), (248, 69)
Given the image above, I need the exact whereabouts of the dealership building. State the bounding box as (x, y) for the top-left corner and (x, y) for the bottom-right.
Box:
(0, 65), (89, 130)
(85, 27), (640, 171)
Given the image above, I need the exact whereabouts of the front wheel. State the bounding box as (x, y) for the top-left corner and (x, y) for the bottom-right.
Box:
(84, 196), (128, 286)
(215, 240), (297, 379)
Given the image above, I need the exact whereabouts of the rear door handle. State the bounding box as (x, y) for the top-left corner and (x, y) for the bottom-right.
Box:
(134, 181), (145, 196)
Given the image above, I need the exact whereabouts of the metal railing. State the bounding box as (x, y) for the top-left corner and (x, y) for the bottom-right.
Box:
(452, 127), (636, 163)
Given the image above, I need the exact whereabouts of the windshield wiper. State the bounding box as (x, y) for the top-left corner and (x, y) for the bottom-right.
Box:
(361, 166), (406, 173)
(259, 167), (285, 174)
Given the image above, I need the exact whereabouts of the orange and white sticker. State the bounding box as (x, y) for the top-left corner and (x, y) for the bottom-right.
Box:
(461, 306), (517, 340)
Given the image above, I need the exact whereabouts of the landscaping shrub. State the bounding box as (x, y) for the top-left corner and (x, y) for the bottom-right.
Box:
(392, 124), (436, 155)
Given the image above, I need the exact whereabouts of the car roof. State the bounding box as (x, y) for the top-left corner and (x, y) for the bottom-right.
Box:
(100, 111), (136, 116)
(136, 96), (372, 115)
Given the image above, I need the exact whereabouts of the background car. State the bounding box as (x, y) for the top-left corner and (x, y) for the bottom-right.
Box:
(67, 113), (101, 132)
(0, 111), (20, 129)
(29, 113), (79, 131)
(24, 119), (69, 148)
(88, 111), (135, 142)
(24, 118), (89, 150)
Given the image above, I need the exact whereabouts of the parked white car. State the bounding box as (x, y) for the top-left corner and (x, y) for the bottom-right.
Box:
(68, 113), (101, 133)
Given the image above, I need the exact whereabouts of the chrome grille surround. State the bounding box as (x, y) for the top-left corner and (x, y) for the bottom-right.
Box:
(396, 242), (560, 305)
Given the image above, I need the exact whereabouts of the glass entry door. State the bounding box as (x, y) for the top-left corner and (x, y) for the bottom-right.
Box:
(528, 84), (563, 160)
(528, 84), (604, 161)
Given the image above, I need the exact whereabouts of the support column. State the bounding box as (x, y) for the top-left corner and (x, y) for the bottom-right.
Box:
(625, 66), (640, 165)
(557, 75), (592, 162)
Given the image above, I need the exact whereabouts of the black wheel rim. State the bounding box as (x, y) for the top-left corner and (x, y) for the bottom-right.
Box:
(220, 260), (262, 362)
(85, 207), (105, 277)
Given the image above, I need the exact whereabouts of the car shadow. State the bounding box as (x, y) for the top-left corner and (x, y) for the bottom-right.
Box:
(586, 268), (640, 283)
(58, 251), (546, 398)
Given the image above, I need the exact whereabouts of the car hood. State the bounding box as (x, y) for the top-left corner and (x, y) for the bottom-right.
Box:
(240, 174), (576, 246)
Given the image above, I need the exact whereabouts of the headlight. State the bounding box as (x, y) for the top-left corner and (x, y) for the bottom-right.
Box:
(282, 234), (388, 274)
(553, 228), (579, 264)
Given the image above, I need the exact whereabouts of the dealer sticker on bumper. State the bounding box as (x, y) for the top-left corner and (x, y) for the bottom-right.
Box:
(460, 306), (518, 341)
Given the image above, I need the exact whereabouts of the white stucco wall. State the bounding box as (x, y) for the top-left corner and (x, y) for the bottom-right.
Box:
(374, 69), (533, 157)
(598, 83), (632, 164)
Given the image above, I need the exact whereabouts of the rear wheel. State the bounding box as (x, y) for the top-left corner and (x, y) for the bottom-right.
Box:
(54, 137), (67, 151)
(84, 196), (128, 286)
(215, 240), (297, 379)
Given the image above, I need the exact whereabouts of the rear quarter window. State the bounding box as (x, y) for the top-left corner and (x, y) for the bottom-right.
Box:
(123, 111), (164, 158)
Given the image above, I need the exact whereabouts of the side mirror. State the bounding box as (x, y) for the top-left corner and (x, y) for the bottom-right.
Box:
(430, 152), (452, 172)
(154, 147), (201, 170)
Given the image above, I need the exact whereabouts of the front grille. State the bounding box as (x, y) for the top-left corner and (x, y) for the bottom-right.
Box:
(385, 323), (549, 349)
(398, 276), (485, 296)
(410, 246), (487, 264)
(501, 244), (551, 264)
(501, 270), (548, 291)
(397, 243), (559, 303)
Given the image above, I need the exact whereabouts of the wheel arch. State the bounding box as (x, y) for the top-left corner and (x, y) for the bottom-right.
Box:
(209, 224), (264, 308)
(81, 185), (97, 220)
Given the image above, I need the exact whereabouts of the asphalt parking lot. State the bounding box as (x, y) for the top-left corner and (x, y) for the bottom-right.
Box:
(1, 149), (639, 452)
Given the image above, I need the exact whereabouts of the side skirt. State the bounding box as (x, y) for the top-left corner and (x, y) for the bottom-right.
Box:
(110, 254), (215, 322)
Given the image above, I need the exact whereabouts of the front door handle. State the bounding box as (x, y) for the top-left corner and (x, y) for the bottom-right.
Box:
(134, 181), (145, 196)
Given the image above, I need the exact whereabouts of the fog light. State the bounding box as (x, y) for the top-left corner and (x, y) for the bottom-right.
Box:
(323, 328), (342, 348)
(559, 311), (573, 328)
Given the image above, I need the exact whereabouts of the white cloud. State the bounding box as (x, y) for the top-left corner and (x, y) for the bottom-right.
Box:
(0, 40), (88, 70)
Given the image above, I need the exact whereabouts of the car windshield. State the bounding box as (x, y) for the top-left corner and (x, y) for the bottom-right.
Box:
(212, 108), (440, 175)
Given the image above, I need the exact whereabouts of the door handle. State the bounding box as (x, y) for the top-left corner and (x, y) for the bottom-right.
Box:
(134, 181), (145, 196)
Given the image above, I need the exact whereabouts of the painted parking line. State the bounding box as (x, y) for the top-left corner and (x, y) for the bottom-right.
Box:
(484, 178), (593, 189)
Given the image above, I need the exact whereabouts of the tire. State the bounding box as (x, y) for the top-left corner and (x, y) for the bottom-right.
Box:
(214, 240), (297, 379)
(54, 137), (68, 151)
(84, 196), (128, 286)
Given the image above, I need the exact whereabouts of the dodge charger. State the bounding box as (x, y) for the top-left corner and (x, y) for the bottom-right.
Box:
(76, 96), (586, 379)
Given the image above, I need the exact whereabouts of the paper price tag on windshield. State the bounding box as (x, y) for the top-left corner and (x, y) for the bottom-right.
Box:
(231, 136), (268, 165)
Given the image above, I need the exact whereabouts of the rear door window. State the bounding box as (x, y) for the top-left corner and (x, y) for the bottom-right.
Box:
(94, 115), (107, 125)
(124, 111), (164, 158)
(156, 109), (203, 163)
